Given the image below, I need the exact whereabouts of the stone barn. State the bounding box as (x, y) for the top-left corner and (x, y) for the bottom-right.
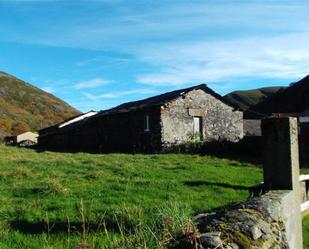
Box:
(39, 84), (243, 152)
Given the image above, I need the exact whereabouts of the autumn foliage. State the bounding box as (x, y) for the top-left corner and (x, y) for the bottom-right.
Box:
(0, 72), (80, 139)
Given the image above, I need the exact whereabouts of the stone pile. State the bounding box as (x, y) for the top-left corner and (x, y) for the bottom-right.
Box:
(173, 191), (289, 249)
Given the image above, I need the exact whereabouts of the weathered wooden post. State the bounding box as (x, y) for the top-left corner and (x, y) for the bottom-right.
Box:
(262, 117), (303, 249)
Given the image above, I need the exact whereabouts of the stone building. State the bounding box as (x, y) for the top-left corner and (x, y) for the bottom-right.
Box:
(39, 84), (243, 152)
(5, 131), (38, 146)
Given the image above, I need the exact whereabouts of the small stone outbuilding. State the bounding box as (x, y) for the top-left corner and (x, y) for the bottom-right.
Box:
(39, 84), (243, 152)
(5, 131), (38, 146)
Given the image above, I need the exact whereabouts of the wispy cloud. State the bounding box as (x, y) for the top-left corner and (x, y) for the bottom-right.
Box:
(2, 0), (309, 107)
(76, 57), (130, 67)
(41, 86), (55, 93)
(76, 57), (102, 67)
(73, 78), (111, 89)
(7, 0), (307, 91)
(2, 1), (309, 51)
(83, 92), (116, 100)
(136, 32), (309, 88)
(83, 88), (157, 100)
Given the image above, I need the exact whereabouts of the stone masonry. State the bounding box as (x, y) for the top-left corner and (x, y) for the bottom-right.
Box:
(161, 89), (243, 148)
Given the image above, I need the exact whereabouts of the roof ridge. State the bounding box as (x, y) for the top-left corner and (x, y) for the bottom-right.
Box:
(98, 84), (208, 114)
(96, 83), (238, 116)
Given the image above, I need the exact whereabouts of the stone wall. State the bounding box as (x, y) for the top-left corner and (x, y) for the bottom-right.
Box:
(243, 119), (261, 136)
(160, 89), (243, 147)
(176, 190), (300, 249)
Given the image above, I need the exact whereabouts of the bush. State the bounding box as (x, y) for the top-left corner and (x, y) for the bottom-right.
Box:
(164, 136), (263, 163)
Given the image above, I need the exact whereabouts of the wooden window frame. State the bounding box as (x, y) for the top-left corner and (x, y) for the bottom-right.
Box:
(144, 115), (150, 132)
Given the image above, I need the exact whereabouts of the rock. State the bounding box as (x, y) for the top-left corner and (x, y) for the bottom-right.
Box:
(244, 192), (284, 222)
(224, 208), (272, 241)
(193, 212), (217, 222)
(194, 212), (224, 231)
(200, 232), (222, 248)
(250, 225), (263, 240)
(224, 243), (239, 249)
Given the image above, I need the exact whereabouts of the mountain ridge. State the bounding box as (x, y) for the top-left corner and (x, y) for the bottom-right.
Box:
(0, 71), (80, 139)
(224, 86), (286, 111)
(244, 75), (309, 118)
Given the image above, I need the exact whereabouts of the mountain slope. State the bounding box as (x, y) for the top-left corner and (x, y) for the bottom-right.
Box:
(245, 75), (309, 118)
(224, 86), (286, 111)
(0, 71), (80, 138)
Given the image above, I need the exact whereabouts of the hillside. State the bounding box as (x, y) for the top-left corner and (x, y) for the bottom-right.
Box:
(224, 86), (286, 111)
(245, 75), (309, 118)
(0, 71), (80, 138)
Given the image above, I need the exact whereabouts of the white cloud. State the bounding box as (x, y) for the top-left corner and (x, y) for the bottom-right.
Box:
(83, 88), (157, 100)
(3, 1), (309, 95)
(136, 32), (309, 87)
(41, 86), (55, 93)
(76, 58), (101, 67)
(2, 1), (309, 51)
(73, 78), (111, 89)
(83, 92), (117, 100)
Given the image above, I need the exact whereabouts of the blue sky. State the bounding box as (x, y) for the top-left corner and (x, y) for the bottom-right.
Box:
(1, 0), (309, 112)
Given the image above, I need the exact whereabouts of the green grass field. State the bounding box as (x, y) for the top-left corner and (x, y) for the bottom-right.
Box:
(304, 215), (309, 249)
(0, 145), (307, 248)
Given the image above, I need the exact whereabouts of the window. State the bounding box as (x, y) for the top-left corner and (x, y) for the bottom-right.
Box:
(193, 116), (203, 141)
(144, 115), (150, 131)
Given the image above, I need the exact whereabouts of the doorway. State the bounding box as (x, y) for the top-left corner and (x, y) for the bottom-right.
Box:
(193, 117), (203, 141)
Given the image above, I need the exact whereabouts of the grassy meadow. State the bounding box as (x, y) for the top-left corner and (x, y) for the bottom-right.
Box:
(304, 215), (309, 249)
(0, 145), (307, 248)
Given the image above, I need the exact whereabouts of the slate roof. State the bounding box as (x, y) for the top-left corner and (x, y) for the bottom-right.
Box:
(39, 110), (97, 135)
(38, 84), (240, 136)
(98, 84), (238, 116)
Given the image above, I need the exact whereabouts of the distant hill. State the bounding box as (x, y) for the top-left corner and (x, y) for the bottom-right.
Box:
(245, 75), (309, 118)
(224, 86), (286, 111)
(0, 71), (80, 139)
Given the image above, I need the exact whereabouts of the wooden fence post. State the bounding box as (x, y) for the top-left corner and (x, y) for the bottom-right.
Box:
(261, 117), (303, 249)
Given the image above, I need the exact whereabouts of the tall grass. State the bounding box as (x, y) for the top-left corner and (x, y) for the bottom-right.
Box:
(304, 215), (309, 249)
(0, 145), (263, 248)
